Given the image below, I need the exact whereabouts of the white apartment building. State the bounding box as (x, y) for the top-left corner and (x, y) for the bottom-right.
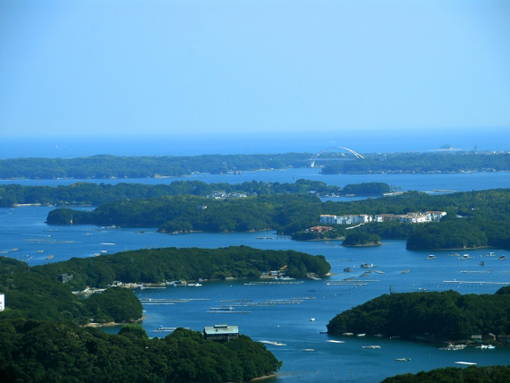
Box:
(320, 214), (372, 225)
(323, 211), (447, 225)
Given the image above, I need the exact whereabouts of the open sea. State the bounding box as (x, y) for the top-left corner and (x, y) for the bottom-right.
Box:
(1, 169), (510, 382)
(2, 128), (510, 159)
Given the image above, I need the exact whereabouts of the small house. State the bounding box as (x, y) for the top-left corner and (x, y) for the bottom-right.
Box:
(483, 333), (496, 341)
(204, 324), (239, 342)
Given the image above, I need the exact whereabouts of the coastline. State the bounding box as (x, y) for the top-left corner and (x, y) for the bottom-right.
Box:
(84, 315), (146, 328)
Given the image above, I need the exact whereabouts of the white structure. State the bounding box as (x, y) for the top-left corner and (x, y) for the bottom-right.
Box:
(399, 213), (428, 223)
(320, 214), (372, 225)
(0, 294), (4, 312)
(324, 211), (447, 225)
(426, 211), (448, 222)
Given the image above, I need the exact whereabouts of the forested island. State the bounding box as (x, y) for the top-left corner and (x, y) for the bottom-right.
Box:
(47, 188), (510, 250)
(341, 232), (381, 247)
(321, 151), (510, 174)
(0, 153), (310, 179)
(327, 288), (510, 341)
(2, 151), (510, 180)
(0, 247), (329, 323)
(382, 366), (510, 383)
(34, 246), (331, 291)
(0, 180), (389, 207)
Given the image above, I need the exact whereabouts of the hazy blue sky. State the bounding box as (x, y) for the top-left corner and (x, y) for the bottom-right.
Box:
(1, 0), (509, 140)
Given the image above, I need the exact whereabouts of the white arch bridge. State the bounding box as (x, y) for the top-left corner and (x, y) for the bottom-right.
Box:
(309, 147), (364, 167)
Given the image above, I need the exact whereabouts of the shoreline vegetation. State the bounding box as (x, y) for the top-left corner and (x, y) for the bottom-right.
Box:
(1, 247), (329, 381)
(327, 288), (510, 343)
(0, 247), (330, 324)
(0, 180), (389, 208)
(0, 320), (282, 383)
(1, 151), (510, 179)
(45, 188), (510, 251)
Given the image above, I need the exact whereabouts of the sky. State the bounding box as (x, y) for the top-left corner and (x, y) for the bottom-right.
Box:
(1, 0), (510, 144)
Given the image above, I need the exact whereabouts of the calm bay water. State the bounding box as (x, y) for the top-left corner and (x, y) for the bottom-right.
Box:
(2, 171), (510, 382)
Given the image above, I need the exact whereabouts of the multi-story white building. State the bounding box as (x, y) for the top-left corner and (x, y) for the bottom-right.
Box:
(320, 214), (372, 225)
(426, 211), (448, 222)
(324, 211), (447, 225)
(399, 213), (428, 223)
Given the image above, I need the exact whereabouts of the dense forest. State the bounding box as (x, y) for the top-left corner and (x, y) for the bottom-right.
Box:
(1, 151), (509, 180)
(47, 188), (510, 250)
(322, 151), (510, 174)
(327, 288), (510, 341)
(0, 247), (329, 323)
(0, 153), (310, 179)
(34, 246), (331, 290)
(0, 247), (289, 381)
(0, 257), (142, 325)
(0, 320), (281, 383)
(342, 232), (381, 246)
(0, 180), (390, 207)
(382, 365), (510, 383)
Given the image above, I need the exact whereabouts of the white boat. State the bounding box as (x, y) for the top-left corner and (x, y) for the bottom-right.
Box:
(426, 255), (436, 260)
(362, 345), (381, 349)
(259, 340), (286, 346)
(302, 348), (317, 352)
(310, 318), (315, 321)
(439, 344), (466, 351)
(356, 333), (366, 337)
(476, 344), (489, 349)
(327, 340), (345, 344)
(455, 361), (477, 366)
(395, 358), (411, 362)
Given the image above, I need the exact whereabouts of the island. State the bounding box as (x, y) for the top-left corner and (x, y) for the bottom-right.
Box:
(0, 180), (390, 207)
(341, 233), (381, 247)
(2, 151), (510, 180)
(46, 188), (510, 250)
(382, 365), (510, 383)
(327, 288), (510, 342)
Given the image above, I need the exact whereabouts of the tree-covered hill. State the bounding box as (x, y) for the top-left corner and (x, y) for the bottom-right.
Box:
(327, 289), (510, 341)
(0, 247), (330, 323)
(0, 180), (392, 207)
(46, 188), (510, 250)
(2, 151), (510, 180)
(46, 194), (323, 234)
(0, 320), (281, 383)
(33, 246), (331, 290)
(0, 153), (310, 179)
(0, 258), (142, 325)
(322, 151), (510, 174)
(381, 365), (510, 383)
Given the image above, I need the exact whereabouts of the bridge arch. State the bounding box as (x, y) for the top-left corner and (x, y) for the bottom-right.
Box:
(309, 147), (364, 167)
